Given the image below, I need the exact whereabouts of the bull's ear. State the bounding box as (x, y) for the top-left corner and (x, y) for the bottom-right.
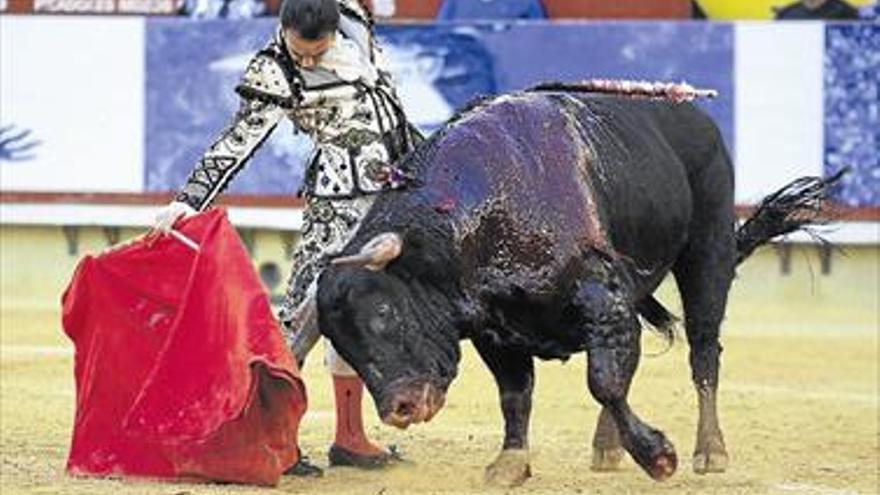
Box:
(331, 232), (403, 271)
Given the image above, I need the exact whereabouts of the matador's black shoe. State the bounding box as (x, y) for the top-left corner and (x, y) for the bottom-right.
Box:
(284, 449), (324, 477)
(328, 444), (405, 470)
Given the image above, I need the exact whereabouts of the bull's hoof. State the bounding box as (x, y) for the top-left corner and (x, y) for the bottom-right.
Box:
(693, 445), (728, 474)
(648, 449), (678, 481)
(629, 435), (678, 481)
(590, 447), (625, 472)
(484, 449), (531, 487)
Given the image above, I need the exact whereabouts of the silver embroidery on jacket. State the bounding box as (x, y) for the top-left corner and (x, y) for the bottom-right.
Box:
(176, 98), (284, 210)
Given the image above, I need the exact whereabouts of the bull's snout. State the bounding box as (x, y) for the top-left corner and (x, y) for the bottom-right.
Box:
(381, 382), (446, 429)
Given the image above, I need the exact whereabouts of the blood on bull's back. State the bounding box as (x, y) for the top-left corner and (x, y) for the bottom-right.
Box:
(414, 91), (709, 298)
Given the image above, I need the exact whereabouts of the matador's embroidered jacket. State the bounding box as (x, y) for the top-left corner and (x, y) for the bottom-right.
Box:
(176, 0), (417, 210)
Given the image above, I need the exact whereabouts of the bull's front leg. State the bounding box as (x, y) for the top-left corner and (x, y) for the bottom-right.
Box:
(472, 334), (534, 487)
(584, 310), (677, 481)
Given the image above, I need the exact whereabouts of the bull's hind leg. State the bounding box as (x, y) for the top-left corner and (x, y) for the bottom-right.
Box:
(578, 283), (677, 480)
(472, 334), (534, 487)
(673, 163), (736, 474)
(590, 406), (624, 471)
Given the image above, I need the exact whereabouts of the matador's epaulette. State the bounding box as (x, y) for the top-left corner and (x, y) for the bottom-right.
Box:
(339, 0), (374, 30)
(235, 47), (301, 109)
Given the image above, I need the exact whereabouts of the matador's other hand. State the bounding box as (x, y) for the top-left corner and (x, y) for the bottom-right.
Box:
(152, 201), (197, 234)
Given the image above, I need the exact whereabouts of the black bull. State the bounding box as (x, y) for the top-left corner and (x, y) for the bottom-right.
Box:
(315, 89), (839, 485)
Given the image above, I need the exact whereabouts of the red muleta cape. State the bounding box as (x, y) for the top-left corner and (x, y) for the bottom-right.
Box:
(61, 208), (306, 486)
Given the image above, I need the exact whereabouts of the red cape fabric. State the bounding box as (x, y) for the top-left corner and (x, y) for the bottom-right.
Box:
(61, 208), (306, 486)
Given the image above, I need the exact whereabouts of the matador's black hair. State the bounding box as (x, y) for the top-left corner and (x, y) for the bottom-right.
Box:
(280, 0), (340, 40)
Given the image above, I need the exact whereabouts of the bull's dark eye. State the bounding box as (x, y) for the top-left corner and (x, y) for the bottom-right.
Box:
(376, 302), (391, 316)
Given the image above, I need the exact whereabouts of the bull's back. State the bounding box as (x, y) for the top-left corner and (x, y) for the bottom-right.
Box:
(555, 94), (711, 279)
(575, 94), (735, 285)
(429, 92), (715, 290)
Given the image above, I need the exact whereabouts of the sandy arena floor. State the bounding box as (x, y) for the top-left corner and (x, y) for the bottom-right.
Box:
(1, 309), (877, 495)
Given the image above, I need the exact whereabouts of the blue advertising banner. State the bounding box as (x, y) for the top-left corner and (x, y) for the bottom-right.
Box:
(824, 23), (879, 207)
(377, 22), (733, 138)
(144, 19), (734, 196)
(145, 18), (301, 197)
(1, 16), (873, 213)
(467, 21), (734, 141)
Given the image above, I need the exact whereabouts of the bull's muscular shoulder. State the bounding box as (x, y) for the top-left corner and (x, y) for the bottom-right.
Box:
(235, 43), (300, 108)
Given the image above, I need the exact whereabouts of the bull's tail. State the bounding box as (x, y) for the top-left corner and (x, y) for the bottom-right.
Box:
(636, 296), (678, 343)
(734, 168), (846, 265)
(638, 169), (846, 343)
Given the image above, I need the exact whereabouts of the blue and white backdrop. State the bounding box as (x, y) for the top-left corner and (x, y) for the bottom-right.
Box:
(1, 17), (876, 207)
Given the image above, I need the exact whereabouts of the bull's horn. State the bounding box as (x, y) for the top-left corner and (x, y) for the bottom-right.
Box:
(331, 232), (402, 271)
